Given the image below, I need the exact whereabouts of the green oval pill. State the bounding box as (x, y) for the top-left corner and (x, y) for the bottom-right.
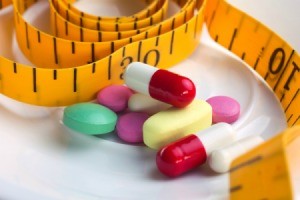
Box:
(63, 103), (117, 135)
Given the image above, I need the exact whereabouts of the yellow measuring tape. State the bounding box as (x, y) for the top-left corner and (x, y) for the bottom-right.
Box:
(0, 0), (299, 199)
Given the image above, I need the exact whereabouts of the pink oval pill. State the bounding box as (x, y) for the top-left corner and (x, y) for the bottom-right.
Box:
(206, 96), (240, 124)
(116, 112), (150, 143)
(97, 85), (133, 112)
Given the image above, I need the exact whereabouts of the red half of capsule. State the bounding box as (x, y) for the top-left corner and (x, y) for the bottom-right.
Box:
(156, 134), (207, 177)
(149, 69), (196, 108)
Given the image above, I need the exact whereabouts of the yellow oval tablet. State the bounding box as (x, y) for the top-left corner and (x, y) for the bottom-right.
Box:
(143, 99), (212, 149)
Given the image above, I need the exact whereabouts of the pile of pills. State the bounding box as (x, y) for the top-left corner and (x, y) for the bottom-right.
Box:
(62, 62), (261, 177)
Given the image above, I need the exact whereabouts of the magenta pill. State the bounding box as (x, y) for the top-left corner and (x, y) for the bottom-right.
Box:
(206, 96), (240, 124)
(97, 85), (133, 112)
(116, 112), (150, 143)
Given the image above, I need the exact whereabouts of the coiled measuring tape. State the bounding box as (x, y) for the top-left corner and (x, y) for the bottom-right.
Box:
(0, 0), (299, 199)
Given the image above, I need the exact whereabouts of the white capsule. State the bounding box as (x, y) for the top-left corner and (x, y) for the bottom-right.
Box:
(208, 136), (264, 173)
(128, 93), (171, 115)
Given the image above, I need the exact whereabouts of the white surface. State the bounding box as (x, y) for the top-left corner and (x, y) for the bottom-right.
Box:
(124, 62), (157, 96)
(208, 136), (264, 173)
(0, 0), (298, 199)
(196, 123), (235, 155)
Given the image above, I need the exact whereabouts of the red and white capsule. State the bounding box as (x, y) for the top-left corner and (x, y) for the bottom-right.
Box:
(156, 123), (236, 177)
(124, 62), (196, 108)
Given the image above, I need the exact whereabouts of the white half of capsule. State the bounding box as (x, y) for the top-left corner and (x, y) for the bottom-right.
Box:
(124, 62), (157, 95)
(195, 122), (236, 155)
(208, 136), (264, 173)
(128, 93), (171, 115)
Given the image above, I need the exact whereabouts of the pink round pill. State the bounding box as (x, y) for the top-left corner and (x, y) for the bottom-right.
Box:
(116, 112), (150, 143)
(206, 96), (240, 124)
(97, 85), (133, 112)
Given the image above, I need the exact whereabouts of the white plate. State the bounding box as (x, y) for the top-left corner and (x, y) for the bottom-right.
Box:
(0, 0), (295, 199)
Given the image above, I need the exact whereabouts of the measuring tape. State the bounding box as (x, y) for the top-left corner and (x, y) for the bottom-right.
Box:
(0, 0), (299, 199)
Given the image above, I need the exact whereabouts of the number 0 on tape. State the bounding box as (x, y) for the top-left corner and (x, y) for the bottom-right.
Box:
(0, 0), (299, 199)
